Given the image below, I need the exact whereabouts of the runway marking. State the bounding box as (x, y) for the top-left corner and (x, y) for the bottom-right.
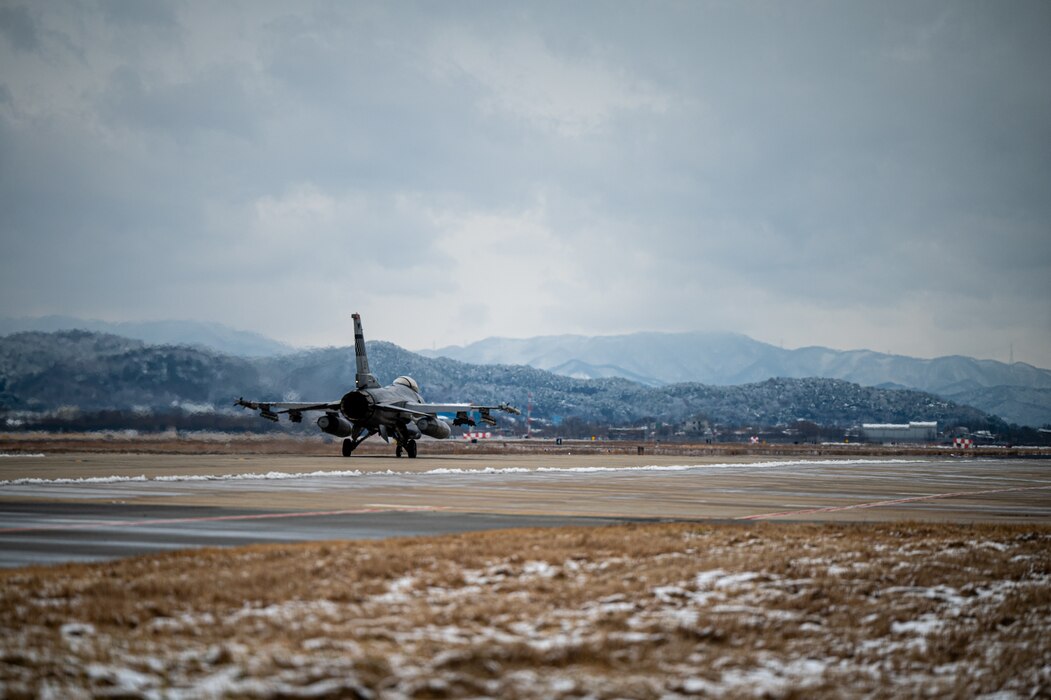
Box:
(0, 505), (447, 534)
(738, 484), (1051, 520)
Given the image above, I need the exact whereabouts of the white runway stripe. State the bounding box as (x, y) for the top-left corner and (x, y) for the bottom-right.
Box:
(0, 458), (930, 486)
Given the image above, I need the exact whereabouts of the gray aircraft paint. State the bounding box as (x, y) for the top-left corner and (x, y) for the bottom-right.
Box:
(238, 314), (518, 457)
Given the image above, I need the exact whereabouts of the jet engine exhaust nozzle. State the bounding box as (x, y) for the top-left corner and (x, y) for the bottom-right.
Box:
(340, 391), (373, 422)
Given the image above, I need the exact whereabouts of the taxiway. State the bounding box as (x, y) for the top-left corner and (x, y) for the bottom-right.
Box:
(1, 451), (1049, 567)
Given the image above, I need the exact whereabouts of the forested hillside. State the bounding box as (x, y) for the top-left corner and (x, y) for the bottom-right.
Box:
(0, 332), (1007, 432)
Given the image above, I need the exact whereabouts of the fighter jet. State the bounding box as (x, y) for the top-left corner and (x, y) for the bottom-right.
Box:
(236, 314), (519, 457)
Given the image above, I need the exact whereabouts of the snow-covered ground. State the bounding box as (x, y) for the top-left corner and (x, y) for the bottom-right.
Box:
(1, 522), (1049, 698)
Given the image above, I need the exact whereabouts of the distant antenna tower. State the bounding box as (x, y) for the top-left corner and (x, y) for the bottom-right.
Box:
(526, 392), (533, 439)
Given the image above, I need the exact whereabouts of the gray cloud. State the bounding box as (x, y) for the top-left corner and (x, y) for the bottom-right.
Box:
(0, 0), (1049, 366)
(0, 4), (38, 52)
(99, 64), (262, 140)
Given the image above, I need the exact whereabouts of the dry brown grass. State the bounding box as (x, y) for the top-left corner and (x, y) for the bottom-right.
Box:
(1, 522), (1050, 698)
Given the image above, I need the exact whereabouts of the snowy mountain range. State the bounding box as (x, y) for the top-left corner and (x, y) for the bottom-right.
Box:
(0, 331), (1004, 434)
(2, 318), (1047, 426)
(420, 332), (1051, 427)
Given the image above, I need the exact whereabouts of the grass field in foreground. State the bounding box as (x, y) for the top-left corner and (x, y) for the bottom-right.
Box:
(1, 522), (1049, 698)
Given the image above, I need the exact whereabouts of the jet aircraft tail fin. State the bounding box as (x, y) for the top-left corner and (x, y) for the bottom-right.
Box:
(352, 313), (380, 389)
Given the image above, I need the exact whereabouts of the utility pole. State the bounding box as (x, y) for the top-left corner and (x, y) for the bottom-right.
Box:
(526, 392), (533, 439)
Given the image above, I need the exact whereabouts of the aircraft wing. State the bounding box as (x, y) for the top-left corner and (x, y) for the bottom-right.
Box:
(235, 398), (340, 421)
(375, 401), (519, 427)
(403, 402), (521, 416)
(369, 403), (497, 419)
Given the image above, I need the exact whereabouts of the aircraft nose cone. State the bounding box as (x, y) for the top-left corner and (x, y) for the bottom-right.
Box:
(341, 391), (372, 421)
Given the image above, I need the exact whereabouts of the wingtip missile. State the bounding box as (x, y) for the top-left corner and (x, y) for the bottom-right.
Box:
(236, 397), (279, 421)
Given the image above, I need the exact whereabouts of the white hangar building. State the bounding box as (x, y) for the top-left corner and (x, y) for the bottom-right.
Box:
(861, 421), (938, 443)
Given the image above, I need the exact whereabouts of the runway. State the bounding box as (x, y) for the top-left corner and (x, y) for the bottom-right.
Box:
(1, 451), (1049, 567)
(0, 502), (632, 568)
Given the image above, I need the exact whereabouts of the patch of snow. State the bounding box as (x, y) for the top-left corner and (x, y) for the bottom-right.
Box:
(682, 676), (719, 694)
(37, 680), (88, 700)
(719, 656), (828, 694)
(301, 638), (362, 654)
(4, 475), (149, 485)
(713, 572), (762, 589)
(584, 600), (636, 617)
(694, 569), (729, 589)
(154, 470), (369, 482)
(549, 677), (576, 693)
(2, 457), (932, 486)
(424, 466), (531, 475)
(658, 608), (700, 627)
(86, 664), (157, 693)
(977, 541), (1010, 552)
(225, 600), (341, 627)
(611, 631), (664, 644)
(522, 560), (559, 578)
(147, 616), (185, 632)
(653, 585), (690, 603)
(892, 614), (943, 636)
(711, 604), (801, 621)
(181, 667), (243, 697)
(375, 575), (417, 604)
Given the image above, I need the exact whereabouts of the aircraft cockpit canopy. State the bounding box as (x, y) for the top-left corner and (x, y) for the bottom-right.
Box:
(393, 376), (420, 393)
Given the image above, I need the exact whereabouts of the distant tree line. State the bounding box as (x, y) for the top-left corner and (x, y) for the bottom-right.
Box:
(1, 409), (290, 434)
(4, 409), (1049, 445)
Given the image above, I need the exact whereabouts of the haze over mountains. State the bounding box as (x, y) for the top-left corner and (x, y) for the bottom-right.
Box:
(0, 316), (293, 358)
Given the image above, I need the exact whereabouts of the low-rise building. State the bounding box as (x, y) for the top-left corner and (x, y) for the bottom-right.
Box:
(608, 427), (648, 441)
(861, 421), (938, 443)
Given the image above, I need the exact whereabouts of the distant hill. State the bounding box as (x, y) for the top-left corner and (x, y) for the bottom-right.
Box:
(0, 331), (1004, 433)
(421, 332), (1051, 427)
(0, 316), (294, 357)
(941, 385), (1051, 430)
(0, 330), (259, 412)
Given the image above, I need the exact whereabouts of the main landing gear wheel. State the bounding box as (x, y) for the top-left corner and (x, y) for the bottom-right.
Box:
(342, 439), (354, 457)
(396, 444), (403, 458)
(406, 439), (417, 459)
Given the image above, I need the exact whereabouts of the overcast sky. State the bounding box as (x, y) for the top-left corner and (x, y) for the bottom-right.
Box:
(1, 1), (1049, 366)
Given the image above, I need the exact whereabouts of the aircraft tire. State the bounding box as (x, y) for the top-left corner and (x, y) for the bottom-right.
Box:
(396, 444), (403, 458)
(407, 439), (417, 459)
(341, 439), (354, 458)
